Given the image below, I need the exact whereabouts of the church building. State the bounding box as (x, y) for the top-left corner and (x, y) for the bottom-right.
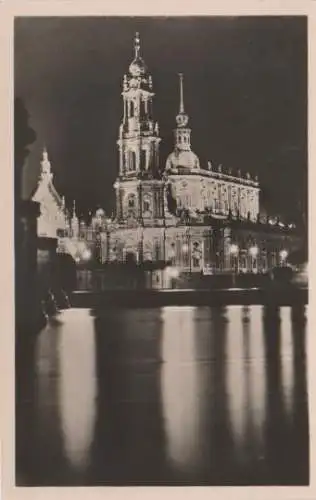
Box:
(33, 33), (301, 284)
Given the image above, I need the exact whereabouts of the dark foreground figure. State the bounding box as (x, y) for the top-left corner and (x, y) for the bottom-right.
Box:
(16, 304), (309, 486)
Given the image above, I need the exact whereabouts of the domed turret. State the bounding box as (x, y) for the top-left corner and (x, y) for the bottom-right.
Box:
(165, 150), (200, 171)
(165, 73), (200, 173)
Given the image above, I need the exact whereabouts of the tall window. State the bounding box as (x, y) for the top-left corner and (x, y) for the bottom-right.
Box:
(169, 242), (176, 264)
(154, 241), (160, 261)
(130, 100), (135, 117)
(140, 99), (147, 118)
(141, 149), (147, 170)
(129, 151), (136, 171)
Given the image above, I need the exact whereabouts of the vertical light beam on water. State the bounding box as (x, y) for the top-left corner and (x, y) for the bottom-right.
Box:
(226, 306), (246, 451)
(161, 306), (202, 474)
(280, 307), (294, 420)
(248, 306), (266, 453)
(58, 309), (97, 473)
(35, 320), (62, 449)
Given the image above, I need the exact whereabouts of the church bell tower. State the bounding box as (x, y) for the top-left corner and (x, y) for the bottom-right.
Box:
(114, 33), (164, 225)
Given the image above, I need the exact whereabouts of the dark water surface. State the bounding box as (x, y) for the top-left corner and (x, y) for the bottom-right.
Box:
(16, 305), (309, 486)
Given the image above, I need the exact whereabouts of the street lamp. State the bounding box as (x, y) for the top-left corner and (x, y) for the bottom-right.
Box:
(249, 245), (259, 274)
(229, 243), (239, 256)
(279, 249), (288, 265)
(182, 243), (189, 253)
(82, 248), (92, 261)
(229, 243), (239, 285)
(249, 245), (259, 258)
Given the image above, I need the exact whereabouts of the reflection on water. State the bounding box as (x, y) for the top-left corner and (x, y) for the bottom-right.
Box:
(280, 307), (295, 419)
(58, 310), (97, 473)
(16, 305), (309, 486)
(161, 307), (207, 479)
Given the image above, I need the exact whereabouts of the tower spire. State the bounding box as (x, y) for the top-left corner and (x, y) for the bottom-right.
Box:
(134, 32), (140, 58)
(72, 200), (77, 218)
(40, 145), (52, 181)
(43, 145), (48, 162)
(179, 73), (184, 114)
(175, 73), (189, 128)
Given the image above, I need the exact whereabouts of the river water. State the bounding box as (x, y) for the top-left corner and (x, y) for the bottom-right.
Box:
(16, 304), (309, 486)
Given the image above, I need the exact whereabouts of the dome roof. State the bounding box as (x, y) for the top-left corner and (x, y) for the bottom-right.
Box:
(165, 149), (200, 172)
(129, 56), (147, 77)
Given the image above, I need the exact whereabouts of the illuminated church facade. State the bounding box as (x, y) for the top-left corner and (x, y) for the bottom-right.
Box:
(33, 33), (300, 279)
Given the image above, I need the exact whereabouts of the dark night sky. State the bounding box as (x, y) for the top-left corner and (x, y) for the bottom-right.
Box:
(14, 16), (307, 219)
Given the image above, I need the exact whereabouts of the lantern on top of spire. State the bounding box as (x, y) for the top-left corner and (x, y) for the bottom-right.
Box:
(129, 32), (147, 77)
(40, 146), (53, 182)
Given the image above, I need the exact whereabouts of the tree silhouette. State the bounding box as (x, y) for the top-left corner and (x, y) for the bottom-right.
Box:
(14, 97), (36, 201)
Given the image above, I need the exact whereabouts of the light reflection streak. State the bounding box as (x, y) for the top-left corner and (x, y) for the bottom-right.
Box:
(226, 307), (246, 450)
(58, 309), (97, 472)
(280, 307), (294, 420)
(226, 306), (267, 458)
(248, 306), (266, 451)
(161, 306), (204, 473)
(35, 320), (61, 437)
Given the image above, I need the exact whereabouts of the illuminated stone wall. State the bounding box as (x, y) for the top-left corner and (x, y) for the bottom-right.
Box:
(167, 171), (259, 221)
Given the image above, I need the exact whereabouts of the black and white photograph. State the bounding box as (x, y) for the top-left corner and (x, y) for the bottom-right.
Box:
(14, 15), (309, 488)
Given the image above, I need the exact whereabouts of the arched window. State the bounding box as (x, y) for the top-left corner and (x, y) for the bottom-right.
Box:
(128, 195), (135, 208)
(192, 241), (202, 268)
(143, 197), (150, 213)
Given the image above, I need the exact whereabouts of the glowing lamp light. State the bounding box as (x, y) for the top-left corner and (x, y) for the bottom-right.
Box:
(229, 244), (239, 255)
(82, 249), (92, 261)
(249, 245), (259, 258)
(279, 249), (288, 261)
(78, 241), (86, 252)
(182, 243), (189, 254)
(168, 249), (176, 259)
(166, 266), (179, 279)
